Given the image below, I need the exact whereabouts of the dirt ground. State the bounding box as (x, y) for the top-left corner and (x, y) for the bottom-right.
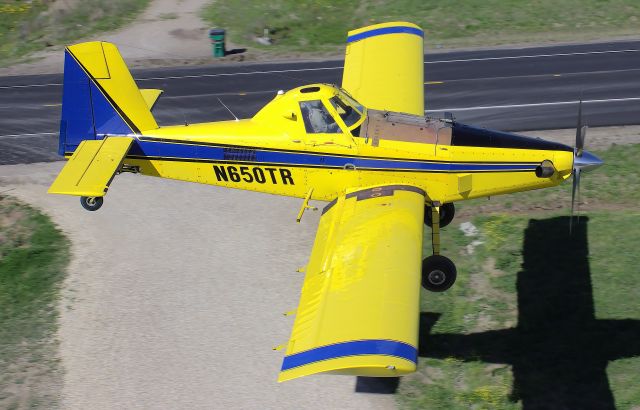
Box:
(0, 0), (227, 77)
(0, 163), (394, 409)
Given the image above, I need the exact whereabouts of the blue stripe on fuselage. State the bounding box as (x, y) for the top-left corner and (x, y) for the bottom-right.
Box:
(127, 138), (538, 172)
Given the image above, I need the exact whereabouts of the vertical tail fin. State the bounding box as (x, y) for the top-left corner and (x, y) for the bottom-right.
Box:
(59, 42), (158, 155)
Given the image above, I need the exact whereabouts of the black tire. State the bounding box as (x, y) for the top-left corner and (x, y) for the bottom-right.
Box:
(424, 203), (455, 228)
(422, 255), (457, 292)
(80, 196), (104, 211)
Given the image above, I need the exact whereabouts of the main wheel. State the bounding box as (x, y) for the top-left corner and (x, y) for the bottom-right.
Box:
(424, 203), (455, 228)
(422, 255), (457, 292)
(80, 196), (104, 211)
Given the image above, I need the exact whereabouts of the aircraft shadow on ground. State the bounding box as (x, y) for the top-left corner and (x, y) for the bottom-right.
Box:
(415, 216), (640, 408)
(355, 376), (400, 394)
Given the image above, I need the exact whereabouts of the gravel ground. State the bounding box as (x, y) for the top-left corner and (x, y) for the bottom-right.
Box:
(0, 163), (394, 410)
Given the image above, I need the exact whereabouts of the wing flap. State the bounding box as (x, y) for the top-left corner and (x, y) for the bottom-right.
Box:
(279, 185), (425, 382)
(342, 22), (424, 115)
(48, 137), (133, 197)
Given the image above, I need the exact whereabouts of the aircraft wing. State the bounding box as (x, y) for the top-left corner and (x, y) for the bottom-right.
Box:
(48, 136), (133, 197)
(342, 22), (424, 116)
(279, 185), (425, 382)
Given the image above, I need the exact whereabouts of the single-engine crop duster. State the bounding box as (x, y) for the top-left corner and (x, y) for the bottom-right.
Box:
(48, 22), (603, 381)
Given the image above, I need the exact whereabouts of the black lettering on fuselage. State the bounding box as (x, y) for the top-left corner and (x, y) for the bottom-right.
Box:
(280, 168), (294, 185)
(253, 168), (266, 183)
(227, 166), (241, 182)
(213, 165), (228, 181)
(213, 165), (294, 185)
(265, 168), (278, 184)
(240, 166), (253, 182)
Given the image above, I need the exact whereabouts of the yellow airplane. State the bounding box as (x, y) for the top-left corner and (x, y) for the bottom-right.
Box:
(48, 22), (602, 382)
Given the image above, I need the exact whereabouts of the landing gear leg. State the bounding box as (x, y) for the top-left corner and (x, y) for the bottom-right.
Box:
(422, 203), (457, 292)
(424, 202), (455, 228)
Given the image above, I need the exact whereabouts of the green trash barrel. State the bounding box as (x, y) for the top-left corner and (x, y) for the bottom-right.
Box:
(209, 28), (226, 58)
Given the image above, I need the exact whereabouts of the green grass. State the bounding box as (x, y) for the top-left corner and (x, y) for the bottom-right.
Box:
(0, 196), (70, 408)
(398, 144), (640, 408)
(0, 0), (150, 66)
(202, 0), (640, 53)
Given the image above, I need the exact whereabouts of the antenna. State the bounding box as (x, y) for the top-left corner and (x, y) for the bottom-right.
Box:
(444, 112), (455, 123)
(217, 97), (239, 122)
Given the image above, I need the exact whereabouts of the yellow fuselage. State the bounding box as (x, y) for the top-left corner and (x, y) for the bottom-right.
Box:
(124, 117), (574, 205)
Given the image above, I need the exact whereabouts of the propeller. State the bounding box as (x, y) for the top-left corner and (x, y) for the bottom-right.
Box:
(570, 163), (581, 233)
(569, 100), (603, 233)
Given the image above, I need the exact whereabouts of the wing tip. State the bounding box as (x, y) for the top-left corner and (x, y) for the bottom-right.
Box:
(278, 355), (417, 382)
(347, 21), (423, 38)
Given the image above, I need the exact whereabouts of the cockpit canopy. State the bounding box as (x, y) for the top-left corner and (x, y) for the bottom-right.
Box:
(297, 85), (365, 134)
(253, 84), (366, 136)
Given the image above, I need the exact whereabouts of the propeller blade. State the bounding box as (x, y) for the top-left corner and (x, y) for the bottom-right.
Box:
(570, 167), (581, 233)
(577, 125), (587, 157)
(575, 100), (585, 157)
(576, 168), (582, 224)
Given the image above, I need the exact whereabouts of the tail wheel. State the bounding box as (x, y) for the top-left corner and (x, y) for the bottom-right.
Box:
(80, 196), (104, 211)
(424, 202), (455, 228)
(422, 255), (457, 292)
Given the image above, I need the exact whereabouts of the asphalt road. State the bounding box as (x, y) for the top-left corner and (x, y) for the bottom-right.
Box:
(1, 40), (640, 164)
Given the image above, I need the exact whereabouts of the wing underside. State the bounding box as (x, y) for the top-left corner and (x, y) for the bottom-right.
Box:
(279, 185), (426, 382)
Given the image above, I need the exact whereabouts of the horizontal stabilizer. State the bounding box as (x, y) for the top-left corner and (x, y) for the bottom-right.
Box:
(48, 137), (133, 197)
(140, 89), (163, 111)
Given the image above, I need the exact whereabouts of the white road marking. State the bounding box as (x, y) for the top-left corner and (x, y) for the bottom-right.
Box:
(5, 97), (640, 141)
(9, 66), (640, 107)
(136, 66), (342, 81)
(1, 47), (638, 89)
(0, 82), (61, 89)
(426, 48), (640, 64)
(0, 131), (57, 139)
(426, 96), (640, 112)
(424, 67), (640, 84)
(161, 89), (275, 99)
(137, 48), (640, 81)
(0, 66), (342, 89)
(7, 95), (640, 139)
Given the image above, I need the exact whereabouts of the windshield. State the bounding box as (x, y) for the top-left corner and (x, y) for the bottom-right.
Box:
(339, 90), (365, 113)
(329, 93), (363, 128)
(299, 100), (341, 134)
